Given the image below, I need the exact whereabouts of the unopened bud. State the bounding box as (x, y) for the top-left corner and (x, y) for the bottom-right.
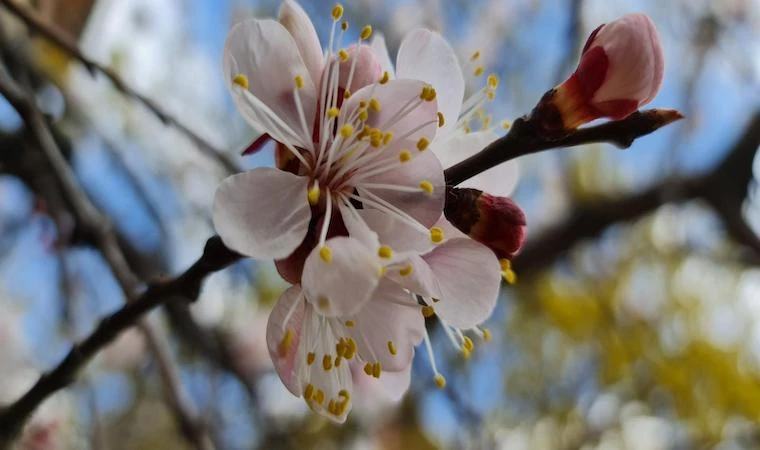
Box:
(444, 187), (526, 259)
(531, 14), (664, 135)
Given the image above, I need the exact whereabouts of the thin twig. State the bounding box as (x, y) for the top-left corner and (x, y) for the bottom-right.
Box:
(0, 58), (217, 449)
(444, 109), (684, 186)
(0, 0), (239, 174)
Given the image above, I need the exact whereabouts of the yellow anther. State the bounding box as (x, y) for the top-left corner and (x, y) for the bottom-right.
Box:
(338, 49), (349, 62)
(336, 339), (347, 356)
(359, 100), (368, 108)
(383, 132), (393, 146)
(486, 90), (496, 101)
(304, 384), (315, 399)
(463, 336), (474, 352)
(319, 245), (333, 263)
(339, 389), (350, 400)
(470, 50), (481, 61)
(501, 119), (512, 129)
(314, 389), (325, 405)
(278, 328), (294, 357)
(416, 137), (430, 151)
(464, 123), (472, 133)
(328, 399), (337, 414)
(434, 374), (447, 389)
(378, 245), (393, 259)
(363, 362), (373, 376)
(503, 269), (517, 285)
(437, 112), (445, 128)
(419, 180), (434, 194)
(294, 75), (305, 89)
(323, 354), (333, 371)
(327, 107), (340, 119)
(379, 71), (390, 84)
(232, 73), (249, 89)
(334, 355), (343, 367)
(307, 352), (316, 365)
(399, 150), (412, 163)
(339, 124), (354, 138)
(387, 341), (397, 356)
(318, 295), (330, 311)
(482, 328), (492, 342)
(473, 66), (484, 76)
(345, 338), (357, 359)
(343, 88), (352, 99)
(432, 297), (440, 303)
(487, 73), (499, 89)
(331, 4), (344, 20)
(422, 305), (435, 318)
(424, 87), (436, 101)
(369, 98), (381, 112)
(372, 362), (382, 378)
(499, 258), (511, 272)
(482, 116), (492, 128)
(341, 21), (349, 31)
(345, 320), (355, 328)
(429, 227), (444, 244)
(399, 264), (413, 277)
(358, 108), (369, 122)
(307, 184), (320, 205)
(378, 265), (387, 277)
(360, 25), (373, 40)
(462, 347), (471, 359)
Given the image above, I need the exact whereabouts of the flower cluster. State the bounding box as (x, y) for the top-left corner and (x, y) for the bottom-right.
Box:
(214, 0), (520, 422)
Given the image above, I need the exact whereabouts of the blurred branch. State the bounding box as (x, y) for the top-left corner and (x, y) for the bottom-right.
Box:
(0, 0), (239, 174)
(0, 236), (240, 446)
(514, 111), (760, 274)
(0, 58), (217, 449)
(444, 109), (684, 186)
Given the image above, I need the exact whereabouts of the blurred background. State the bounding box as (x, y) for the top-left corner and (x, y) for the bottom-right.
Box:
(0, 0), (758, 448)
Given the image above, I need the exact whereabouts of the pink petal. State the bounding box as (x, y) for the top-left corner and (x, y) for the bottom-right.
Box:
(338, 45), (383, 93)
(376, 364), (412, 402)
(353, 280), (424, 371)
(358, 209), (434, 254)
(369, 33), (395, 77)
(301, 237), (381, 317)
(223, 19), (317, 148)
(278, 0), (324, 87)
(390, 254), (441, 299)
(213, 168), (311, 259)
(422, 238), (501, 328)
(265, 285), (306, 395)
(396, 28), (464, 137)
(435, 130), (519, 197)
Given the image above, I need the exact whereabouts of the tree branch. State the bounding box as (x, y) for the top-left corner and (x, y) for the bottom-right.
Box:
(444, 109), (684, 186)
(0, 236), (241, 445)
(0, 0), (239, 174)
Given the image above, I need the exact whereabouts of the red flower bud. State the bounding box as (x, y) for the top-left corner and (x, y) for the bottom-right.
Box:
(444, 187), (527, 260)
(533, 14), (665, 134)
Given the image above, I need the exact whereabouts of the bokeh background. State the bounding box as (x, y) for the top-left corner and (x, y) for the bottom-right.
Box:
(0, 0), (759, 448)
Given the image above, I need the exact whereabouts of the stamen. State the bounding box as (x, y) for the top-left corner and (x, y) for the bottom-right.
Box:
(422, 305), (435, 318)
(307, 183), (321, 205)
(343, 89), (352, 99)
(331, 4), (344, 20)
(377, 245), (393, 259)
(473, 66), (484, 76)
(501, 119), (512, 129)
(341, 21), (348, 31)
(398, 150), (412, 163)
(338, 49), (349, 62)
(314, 389), (325, 405)
(319, 246), (333, 263)
(429, 227), (444, 244)
(372, 362), (382, 378)
(437, 112), (445, 128)
(463, 336), (474, 352)
(307, 352), (316, 365)
(360, 25), (373, 40)
(419, 180), (434, 194)
(340, 124), (354, 137)
(294, 75), (305, 89)
(323, 354), (333, 371)
(487, 73), (499, 89)
(232, 73), (249, 89)
(278, 328), (294, 357)
(482, 328), (492, 342)
(387, 341), (397, 356)
(416, 137), (430, 151)
(399, 264), (413, 276)
(363, 362), (373, 376)
(382, 132), (393, 146)
(434, 374), (447, 389)
(327, 107), (340, 119)
(369, 98), (381, 112)
(379, 71), (390, 84)
(304, 384), (315, 399)
(486, 90), (496, 101)
(345, 320), (355, 328)
(470, 50), (481, 61)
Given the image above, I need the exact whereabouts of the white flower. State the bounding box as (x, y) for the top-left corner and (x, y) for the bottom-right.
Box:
(370, 29), (519, 197)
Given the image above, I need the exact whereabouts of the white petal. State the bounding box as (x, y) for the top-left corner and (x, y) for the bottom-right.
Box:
(338, 202), (379, 249)
(435, 130), (519, 197)
(278, 0), (324, 86)
(223, 19), (317, 148)
(213, 168), (311, 259)
(396, 28), (464, 137)
(358, 209), (433, 255)
(391, 254), (441, 299)
(423, 238), (501, 328)
(353, 280), (424, 371)
(302, 237), (381, 317)
(266, 285), (306, 395)
(369, 33), (395, 77)
(376, 364), (412, 402)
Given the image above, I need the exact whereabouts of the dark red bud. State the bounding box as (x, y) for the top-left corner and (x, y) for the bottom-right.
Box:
(444, 187), (527, 260)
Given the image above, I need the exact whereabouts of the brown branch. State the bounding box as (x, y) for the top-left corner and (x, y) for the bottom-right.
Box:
(513, 111), (760, 274)
(0, 0), (239, 174)
(0, 58), (218, 449)
(444, 109), (684, 186)
(0, 236), (241, 445)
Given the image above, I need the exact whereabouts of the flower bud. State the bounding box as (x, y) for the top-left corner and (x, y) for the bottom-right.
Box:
(532, 14), (664, 134)
(444, 187), (527, 259)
